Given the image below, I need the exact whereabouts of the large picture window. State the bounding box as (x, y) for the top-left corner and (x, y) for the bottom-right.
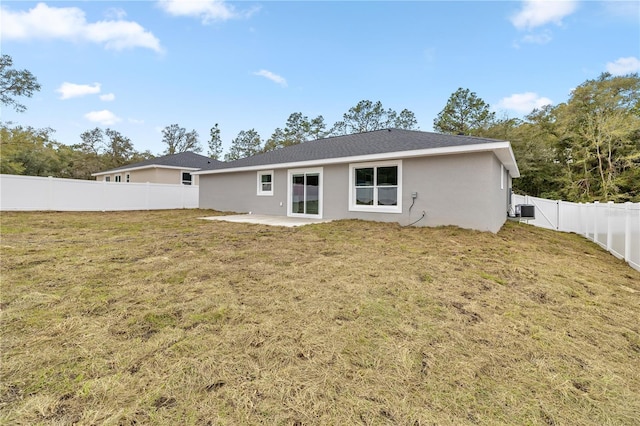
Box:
(257, 170), (274, 196)
(349, 161), (402, 213)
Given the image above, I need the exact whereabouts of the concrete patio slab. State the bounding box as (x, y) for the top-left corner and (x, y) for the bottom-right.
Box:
(200, 214), (333, 227)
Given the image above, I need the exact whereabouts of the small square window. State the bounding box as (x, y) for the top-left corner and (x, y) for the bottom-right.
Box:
(182, 172), (192, 185)
(257, 170), (274, 196)
(261, 174), (272, 191)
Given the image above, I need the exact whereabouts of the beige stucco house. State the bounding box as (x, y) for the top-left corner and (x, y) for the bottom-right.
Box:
(92, 152), (221, 185)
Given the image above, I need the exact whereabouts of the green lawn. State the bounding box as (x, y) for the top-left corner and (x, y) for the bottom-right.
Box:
(1, 210), (639, 425)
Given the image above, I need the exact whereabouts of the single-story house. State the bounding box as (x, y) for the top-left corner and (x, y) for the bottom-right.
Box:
(92, 151), (221, 185)
(194, 129), (520, 232)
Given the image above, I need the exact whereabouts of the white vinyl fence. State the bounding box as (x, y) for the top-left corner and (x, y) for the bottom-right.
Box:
(0, 174), (198, 211)
(513, 194), (640, 272)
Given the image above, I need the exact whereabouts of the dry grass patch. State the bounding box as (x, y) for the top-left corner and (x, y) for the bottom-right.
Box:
(1, 210), (639, 425)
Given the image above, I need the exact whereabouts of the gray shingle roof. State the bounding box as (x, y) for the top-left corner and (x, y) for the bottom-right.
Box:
(95, 151), (222, 174)
(200, 128), (508, 171)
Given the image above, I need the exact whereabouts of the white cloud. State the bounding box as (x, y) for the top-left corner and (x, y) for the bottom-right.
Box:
(510, 0), (578, 30)
(105, 7), (127, 20)
(253, 70), (287, 87)
(84, 20), (162, 52)
(521, 30), (553, 45)
(100, 93), (116, 101)
(601, 1), (640, 20)
(498, 92), (553, 114)
(57, 82), (101, 100)
(85, 110), (121, 126)
(0, 3), (162, 52)
(606, 57), (640, 76)
(128, 118), (144, 124)
(158, 0), (259, 24)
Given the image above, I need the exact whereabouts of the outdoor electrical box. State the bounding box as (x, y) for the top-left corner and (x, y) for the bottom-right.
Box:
(515, 204), (535, 219)
(411, 192), (418, 199)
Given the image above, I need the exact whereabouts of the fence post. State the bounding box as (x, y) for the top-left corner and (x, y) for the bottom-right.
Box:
(556, 200), (561, 231)
(146, 182), (150, 210)
(47, 176), (53, 211)
(584, 202), (589, 238)
(606, 201), (614, 251)
(593, 201), (599, 243)
(579, 203), (585, 237)
(102, 180), (107, 212)
(624, 202), (631, 263)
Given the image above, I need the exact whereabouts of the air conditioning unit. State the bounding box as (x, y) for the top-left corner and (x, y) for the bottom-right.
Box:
(515, 204), (535, 219)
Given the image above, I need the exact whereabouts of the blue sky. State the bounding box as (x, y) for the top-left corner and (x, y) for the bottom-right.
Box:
(2, 0), (639, 156)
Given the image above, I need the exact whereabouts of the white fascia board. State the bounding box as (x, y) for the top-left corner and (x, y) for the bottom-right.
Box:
(498, 145), (520, 178)
(490, 143), (520, 178)
(193, 141), (520, 177)
(91, 165), (201, 176)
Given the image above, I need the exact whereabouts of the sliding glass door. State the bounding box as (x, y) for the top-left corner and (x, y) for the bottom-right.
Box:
(289, 168), (322, 217)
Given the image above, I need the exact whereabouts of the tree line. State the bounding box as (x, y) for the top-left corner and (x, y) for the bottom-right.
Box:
(223, 101), (418, 161)
(1, 54), (638, 202)
(1, 95), (419, 178)
(434, 74), (639, 203)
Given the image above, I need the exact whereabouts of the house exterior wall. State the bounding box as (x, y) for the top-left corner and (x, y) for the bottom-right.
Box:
(95, 168), (199, 185)
(199, 169), (288, 215)
(199, 151), (509, 232)
(325, 152), (506, 232)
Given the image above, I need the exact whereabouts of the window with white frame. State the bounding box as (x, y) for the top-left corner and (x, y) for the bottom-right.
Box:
(105, 176), (111, 182)
(349, 161), (402, 213)
(126, 173), (130, 183)
(115, 175), (121, 182)
(257, 170), (274, 196)
(182, 172), (192, 185)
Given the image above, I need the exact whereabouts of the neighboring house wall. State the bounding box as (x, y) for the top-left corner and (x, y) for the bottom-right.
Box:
(131, 169), (162, 183)
(95, 168), (199, 185)
(199, 151), (510, 232)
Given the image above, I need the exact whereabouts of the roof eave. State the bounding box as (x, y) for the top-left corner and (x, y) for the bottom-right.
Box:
(91, 164), (202, 176)
(496, 143), (520, 178)
(193, 142), (520, 178)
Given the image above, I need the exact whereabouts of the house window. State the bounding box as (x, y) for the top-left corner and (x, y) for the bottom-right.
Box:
(105, 176), (111, 182)
(349, 161), (402, 213)
(182, 172), (192, 185)
(257, 170), (274, 196)
(126, 173), (130, 183)
(115, 175), (121, 183)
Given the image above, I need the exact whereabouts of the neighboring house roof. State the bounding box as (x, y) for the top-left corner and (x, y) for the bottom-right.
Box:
(92, 151), (222, 176)
(195, 129), (520, 178)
